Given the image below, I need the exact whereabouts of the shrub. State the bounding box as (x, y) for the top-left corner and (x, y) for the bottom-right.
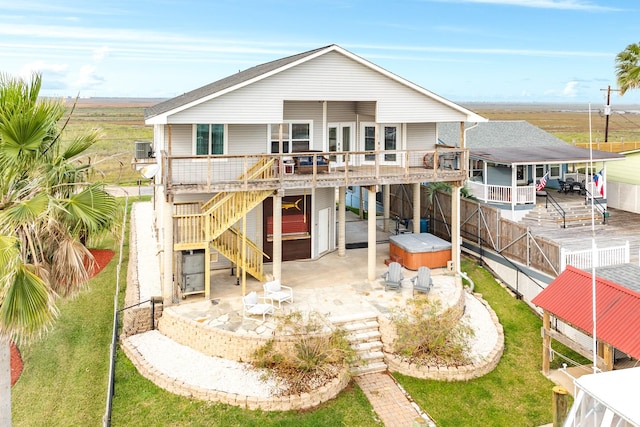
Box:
(392, 298), (474, 366)
(252, 311), (355, 395)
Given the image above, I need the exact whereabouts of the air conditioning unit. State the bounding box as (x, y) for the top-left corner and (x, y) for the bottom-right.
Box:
(135, 141), (153, 159)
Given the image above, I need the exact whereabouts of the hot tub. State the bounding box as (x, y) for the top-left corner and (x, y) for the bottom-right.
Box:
(389, 233), (452, 270)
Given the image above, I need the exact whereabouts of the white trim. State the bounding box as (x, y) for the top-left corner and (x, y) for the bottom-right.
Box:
(146, 45), (488, 124)
(267, 121), (314, 153)
(191, 123), (228, 156)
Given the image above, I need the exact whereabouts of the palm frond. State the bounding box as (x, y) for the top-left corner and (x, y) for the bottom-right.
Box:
(0, 263), (57, 345)
(50, 238), (94, 297)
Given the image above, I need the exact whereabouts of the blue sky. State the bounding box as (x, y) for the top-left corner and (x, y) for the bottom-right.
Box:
(1, 0), (639, 105)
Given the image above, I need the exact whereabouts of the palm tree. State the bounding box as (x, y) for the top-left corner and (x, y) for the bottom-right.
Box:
(615, 42), (640, 95)
(0, 73), (118, 427)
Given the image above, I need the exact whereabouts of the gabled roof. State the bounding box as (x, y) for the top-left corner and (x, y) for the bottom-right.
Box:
(439, 121), (624, 165)
(531, 265), (640, 358)
(145, 44), (486, 123)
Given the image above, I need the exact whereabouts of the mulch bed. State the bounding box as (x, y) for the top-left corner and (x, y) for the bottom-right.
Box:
(10, 248), (115, 387)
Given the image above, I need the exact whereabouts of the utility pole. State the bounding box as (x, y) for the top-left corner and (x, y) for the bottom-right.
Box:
(600, 85), (620, 142)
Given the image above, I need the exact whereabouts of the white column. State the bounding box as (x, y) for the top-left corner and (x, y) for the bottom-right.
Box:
(452, 185), (461, 273)
(413, 182), (421, 233)
(367, 186), (377, 281)
(162, 199), (175, 305)
(383, 185), (390, 232)
(273, 192), (282, 280)
(338, 187), (346, 257)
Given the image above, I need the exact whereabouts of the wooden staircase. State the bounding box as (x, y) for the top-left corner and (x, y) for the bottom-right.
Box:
(173, 158), (276, 281)
(521, 200), (606, 229)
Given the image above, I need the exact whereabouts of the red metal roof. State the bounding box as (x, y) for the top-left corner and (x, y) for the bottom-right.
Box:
(532, 265), (640, 359)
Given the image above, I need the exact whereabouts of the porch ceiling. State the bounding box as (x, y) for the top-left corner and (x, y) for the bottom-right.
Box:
(470, 145), (624, 165)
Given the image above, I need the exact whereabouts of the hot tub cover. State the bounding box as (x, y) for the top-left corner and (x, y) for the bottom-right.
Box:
(389, 233), (451, 253)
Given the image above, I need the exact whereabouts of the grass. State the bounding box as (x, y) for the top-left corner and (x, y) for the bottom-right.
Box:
(395, 257), (559, 427)
(12, 239), (580, 426)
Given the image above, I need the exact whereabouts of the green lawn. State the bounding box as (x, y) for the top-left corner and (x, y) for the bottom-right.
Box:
(12, 207), (566, 426)
(395, 259), (557, 427)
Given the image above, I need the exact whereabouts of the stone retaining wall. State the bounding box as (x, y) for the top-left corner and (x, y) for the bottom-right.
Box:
(383, 293), (504, 381)
(121, 337), (351, 411)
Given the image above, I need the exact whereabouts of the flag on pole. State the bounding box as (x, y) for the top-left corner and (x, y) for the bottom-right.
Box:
(593, 169), (604, 196)
(536, 172), (549, 191)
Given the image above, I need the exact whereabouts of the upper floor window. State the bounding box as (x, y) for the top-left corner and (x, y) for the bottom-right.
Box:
(195, 124), (225, 155)
(270, 122), (311, 153)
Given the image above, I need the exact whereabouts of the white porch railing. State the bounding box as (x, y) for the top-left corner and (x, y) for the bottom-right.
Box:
(560, 241), (630, 271)
(466, 181), (536, 205)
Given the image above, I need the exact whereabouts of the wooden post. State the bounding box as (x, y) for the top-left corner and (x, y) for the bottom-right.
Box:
(542, 310), (551, 375)
(603, 343), (614, 371)
(552, 386), (568, 427)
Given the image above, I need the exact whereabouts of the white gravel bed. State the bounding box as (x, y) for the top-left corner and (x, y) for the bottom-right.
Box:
(127, 330), (282, 398)
(127, 294), (500, 396)
(462, 293), (500, 362)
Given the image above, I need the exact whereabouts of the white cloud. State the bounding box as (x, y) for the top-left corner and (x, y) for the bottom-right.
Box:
(76, 64), (104, 89)
(562, 81), (579, 97)
(434, 0), (621, 12)
(93, 46), (110, 62)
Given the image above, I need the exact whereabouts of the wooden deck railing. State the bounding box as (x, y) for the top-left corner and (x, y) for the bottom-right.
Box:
(161, 147), (468, 193)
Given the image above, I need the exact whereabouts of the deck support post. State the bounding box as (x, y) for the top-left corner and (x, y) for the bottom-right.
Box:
(272, 192), (283, 281)
(383, 185), (390, 232)
(163, 199), (175, 306)
(451, 184), (461, 272)
(338, 187), (346, 257)
(367, 186), (377, 282)
(413, 183), (420, 234)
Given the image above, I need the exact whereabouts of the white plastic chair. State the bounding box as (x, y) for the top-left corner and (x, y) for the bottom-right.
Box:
(382, 262), (404, 291)
(242, 291), (275, 321)
(263, 279), (293, 308)
(411, 266), (434, 296)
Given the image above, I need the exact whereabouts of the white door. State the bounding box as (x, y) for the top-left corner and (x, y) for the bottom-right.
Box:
(328, 123), (353, 167)
(359, 123), (401, 166)
(360, 122), (377, 166)
(318, 207), (330, 254)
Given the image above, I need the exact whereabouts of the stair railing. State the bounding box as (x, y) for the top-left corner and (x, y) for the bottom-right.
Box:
(583, 189), (608, 224)
(544, 191), (566, 229)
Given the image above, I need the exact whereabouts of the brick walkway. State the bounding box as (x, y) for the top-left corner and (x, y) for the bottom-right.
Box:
(355, 372), (433, 427)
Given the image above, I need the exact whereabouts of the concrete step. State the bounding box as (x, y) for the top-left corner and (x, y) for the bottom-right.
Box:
(352, 341), (383, 353)
(329, 312), (378, 326)
(347, 330), (382, 344)
(350, 361), (388, 376)
(352, 350), (385, 364)
(342, 319), (379, 332)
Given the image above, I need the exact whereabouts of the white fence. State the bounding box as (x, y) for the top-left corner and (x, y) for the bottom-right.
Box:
(560, 241), (630, 271)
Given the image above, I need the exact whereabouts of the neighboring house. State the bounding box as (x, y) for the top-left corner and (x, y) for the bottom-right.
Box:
(438, 121), (625, 221)
(605, 149), (640, 214)
(143, 44), (486, 304)
(532, 263), (640, 373)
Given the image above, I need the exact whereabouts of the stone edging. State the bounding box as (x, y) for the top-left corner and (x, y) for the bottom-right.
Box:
(121, 338), (350, 411)
(384, 293), (504, 381)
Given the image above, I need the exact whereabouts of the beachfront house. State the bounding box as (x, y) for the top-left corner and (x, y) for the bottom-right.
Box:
(142, 44), (487, 304)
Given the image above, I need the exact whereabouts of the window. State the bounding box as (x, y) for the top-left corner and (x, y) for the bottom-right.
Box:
(270, 122), (311, 153)
(195, 124), (224, 155)
(549, 164), (560, 178)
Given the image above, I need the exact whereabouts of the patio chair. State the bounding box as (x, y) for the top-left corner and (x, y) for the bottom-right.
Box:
(242, 291), (275, 321)
(410, 266), (434, 296)
(263, 279), (293, 308)
(382, 261), (404, 291)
